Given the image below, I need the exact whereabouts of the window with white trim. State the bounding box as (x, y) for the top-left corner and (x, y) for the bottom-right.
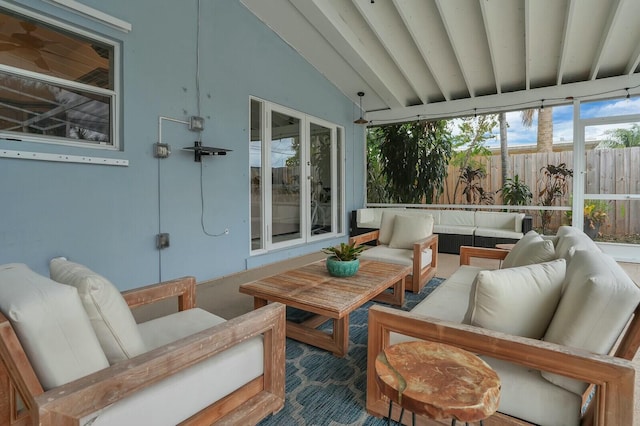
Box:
(250, 97), (345, 253)
(0, 5), (119, 148)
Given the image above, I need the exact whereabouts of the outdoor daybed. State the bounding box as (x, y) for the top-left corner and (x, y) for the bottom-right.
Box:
(0, 259), (285, 425)
(367, 226), (640, 425)
(350, 208), (532, 254)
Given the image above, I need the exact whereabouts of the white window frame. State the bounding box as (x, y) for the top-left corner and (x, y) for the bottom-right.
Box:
(0, 2), (120, 150)
(250, 97), (345, 254)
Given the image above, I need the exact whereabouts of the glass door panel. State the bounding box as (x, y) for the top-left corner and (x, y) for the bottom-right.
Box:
(250, 99), (263, 250)
(271, 110), (301, 244)
(582, 121), (640, 242)
(309, 122), (333, 235)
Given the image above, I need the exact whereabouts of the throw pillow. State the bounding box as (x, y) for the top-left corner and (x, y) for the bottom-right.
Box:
(464, 259), (566, 339)
(0, 263), (109, 390)
(502, 230), (555, 268)
(542, 250), (640, 395)
(50, 258), (147, 364)
(377, 211), (397, 245)
(388, 214), (434, 249)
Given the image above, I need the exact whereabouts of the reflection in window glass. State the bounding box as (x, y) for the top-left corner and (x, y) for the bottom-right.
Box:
(271, 111), (301, 243)
(250, 99), (263, 250)
(0, 7), (116, 146)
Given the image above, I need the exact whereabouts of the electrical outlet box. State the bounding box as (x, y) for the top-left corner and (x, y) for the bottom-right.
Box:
(154, 143), (171, 158)
(189, 116), (205, 131)
(157, 233), (170, 249)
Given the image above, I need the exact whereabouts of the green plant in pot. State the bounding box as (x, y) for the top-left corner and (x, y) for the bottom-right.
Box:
(566, 199), (609, 239)
(322, 242), (365, 277)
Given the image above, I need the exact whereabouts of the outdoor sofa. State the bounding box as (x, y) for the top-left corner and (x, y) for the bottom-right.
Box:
(367, 226), (640, 425)
(350, 208), (532, 254)
(0, 258), (285, 425)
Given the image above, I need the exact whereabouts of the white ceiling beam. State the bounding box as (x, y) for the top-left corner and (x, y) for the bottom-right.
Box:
(393, 0), (449, 101)
(289, 0), (406, 109)
(479, 0), (501, 94)
(556, 0), (577, 86)
(352, 0), (428, 104)
(434, 0), (475, 98)
(589, 0), (624, 80)
(626, 42), (640, 75)
(367, 73), (640, 124)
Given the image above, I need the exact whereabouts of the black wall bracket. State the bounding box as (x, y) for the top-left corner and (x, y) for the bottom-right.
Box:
(183, 141), (232, 162)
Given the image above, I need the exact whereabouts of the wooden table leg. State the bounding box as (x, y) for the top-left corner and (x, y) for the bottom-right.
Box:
(253, 297), (268, 310)
(285, 315), (350, 357)
(373, 276), (406, 307)
(332, 317), (349, 357)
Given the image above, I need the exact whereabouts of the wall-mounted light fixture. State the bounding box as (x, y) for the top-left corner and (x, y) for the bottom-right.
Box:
(354, 92), (368, 124)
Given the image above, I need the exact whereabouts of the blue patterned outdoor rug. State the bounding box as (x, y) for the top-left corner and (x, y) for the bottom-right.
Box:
(259, 277), (445, 426)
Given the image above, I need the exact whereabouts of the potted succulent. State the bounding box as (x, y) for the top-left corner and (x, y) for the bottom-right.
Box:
(322, 242), (365, 277)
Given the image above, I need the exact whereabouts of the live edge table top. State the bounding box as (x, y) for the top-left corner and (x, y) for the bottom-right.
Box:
(239, 259), (411, 356)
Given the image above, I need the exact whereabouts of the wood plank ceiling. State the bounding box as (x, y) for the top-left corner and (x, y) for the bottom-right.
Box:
(240, 0), (640, 124)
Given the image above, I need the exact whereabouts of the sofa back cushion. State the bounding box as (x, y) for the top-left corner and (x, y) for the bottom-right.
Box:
(0, 263), (109, 390)
(464, 259), (566, 339)
(474, 212), (525, 232)
(50, 258), (147, 364)
(502, 230), (556, 268)
(439, 210), (475, 227)
(388, 214), (434, 249)
(554, 231), (600, 263)
(542, 250), (640, 395)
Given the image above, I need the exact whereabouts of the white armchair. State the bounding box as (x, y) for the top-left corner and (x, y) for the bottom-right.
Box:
(0, 261), (285, 425)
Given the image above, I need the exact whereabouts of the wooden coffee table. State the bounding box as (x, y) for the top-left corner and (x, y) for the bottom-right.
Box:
(239, 259), (410, 357)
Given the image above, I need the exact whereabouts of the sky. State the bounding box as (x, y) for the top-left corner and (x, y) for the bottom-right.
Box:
(481, 96), (640, 148)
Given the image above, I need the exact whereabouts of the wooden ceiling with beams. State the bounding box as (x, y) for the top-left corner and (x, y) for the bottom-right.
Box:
(240, 0), (640, 124)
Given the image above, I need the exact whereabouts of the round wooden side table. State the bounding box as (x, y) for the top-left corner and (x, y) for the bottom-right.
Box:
(374, 341), (501, 425)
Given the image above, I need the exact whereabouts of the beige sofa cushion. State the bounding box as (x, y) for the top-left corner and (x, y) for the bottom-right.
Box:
(480, 356), (582, 425)
(89, 335), (264, 425)
(554, 228), (600, 261)
(474, 211), (525, 232)
(502, 230), (555, 268)
(50, 258), (146, 364)
(360, 245), (432, 269)
(388, 214), (434, 249)
(542, 250), (640, 394)
(465, 259), (566, 339)
(0, 263), (109, 390)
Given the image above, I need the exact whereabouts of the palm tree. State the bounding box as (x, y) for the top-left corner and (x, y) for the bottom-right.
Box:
(521, 107), (553, 152)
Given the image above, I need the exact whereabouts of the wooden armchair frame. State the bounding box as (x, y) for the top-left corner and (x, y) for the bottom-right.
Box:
(0, 276), (286, 426)
(366, 245), (640, 425)
(350, 231), (438, 293)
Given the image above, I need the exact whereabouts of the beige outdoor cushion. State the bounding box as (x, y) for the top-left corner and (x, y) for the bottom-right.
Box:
(554, 232), (600, 262)
(0, 263), (109, 390)
(502, 230), (555, 268)
(359, 245), (432, 269)
(378, 211), (398, 245)
(50, 258), (146, 364)
(465, 259), (566, 339)
(542, 250), (640, 395)
(388, 214), (434, 249)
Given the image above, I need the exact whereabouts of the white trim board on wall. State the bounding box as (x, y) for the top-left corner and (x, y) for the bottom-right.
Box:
(42, 0), (132, 32)
(0, 149), (128, 166)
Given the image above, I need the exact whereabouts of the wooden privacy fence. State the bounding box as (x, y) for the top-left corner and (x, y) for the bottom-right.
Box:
(434, 146), (640, 236)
